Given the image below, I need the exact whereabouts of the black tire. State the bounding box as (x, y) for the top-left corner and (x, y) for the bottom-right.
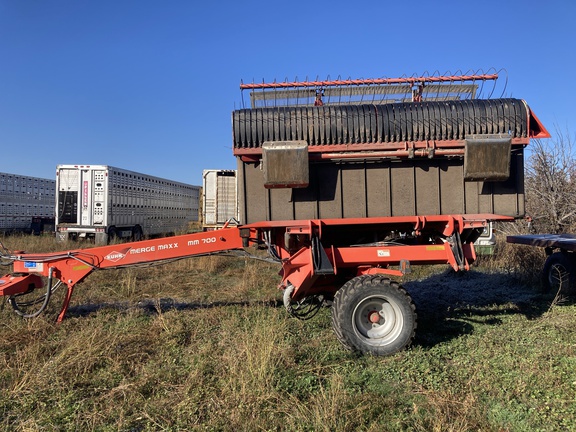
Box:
(107, 227), (117, 244)
(542, 252), (576, 294)
(331, 275), (417, 356)
(132, 225), (143, 241)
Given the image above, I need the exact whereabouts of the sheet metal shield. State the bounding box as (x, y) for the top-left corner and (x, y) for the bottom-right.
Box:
(262, 141), (309, 188)
(464, 134), (512, 181)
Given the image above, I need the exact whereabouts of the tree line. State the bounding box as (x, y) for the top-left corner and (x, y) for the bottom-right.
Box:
(525, 128), (576, 234)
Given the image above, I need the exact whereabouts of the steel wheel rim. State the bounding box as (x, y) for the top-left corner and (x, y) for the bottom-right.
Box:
(352, 294), (404, 347)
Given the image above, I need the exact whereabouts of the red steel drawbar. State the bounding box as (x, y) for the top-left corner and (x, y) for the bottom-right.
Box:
(1, 214), (511, 323)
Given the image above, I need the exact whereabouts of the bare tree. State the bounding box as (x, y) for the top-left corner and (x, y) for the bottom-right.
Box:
(525, 128), (576, 234)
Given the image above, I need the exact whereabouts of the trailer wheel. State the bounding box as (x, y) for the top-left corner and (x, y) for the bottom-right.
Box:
(107, 227), (117, 244)
(332, 275), (416, 356)
(132, 225), (143, 241)
(542, 252), (576, 294)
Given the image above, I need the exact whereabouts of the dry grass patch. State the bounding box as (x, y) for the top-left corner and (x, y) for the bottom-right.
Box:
(1, 234), (576, 431)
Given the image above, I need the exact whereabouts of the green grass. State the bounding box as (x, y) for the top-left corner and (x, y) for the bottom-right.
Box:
(1, 236), (576, 431)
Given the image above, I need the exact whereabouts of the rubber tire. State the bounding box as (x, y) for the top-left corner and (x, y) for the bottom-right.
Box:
(331, 275), (417, 356)
(542, 252), (576, 294)
(132, 226), (143, 242)
(107, 227), (117, 244)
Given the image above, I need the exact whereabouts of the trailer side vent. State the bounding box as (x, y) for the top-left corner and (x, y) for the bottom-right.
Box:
(464, 134), (512, 181)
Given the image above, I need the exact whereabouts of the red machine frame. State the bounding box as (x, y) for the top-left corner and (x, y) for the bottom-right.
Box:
(0, 71), (546, 356)
(1, 213), (509, 322)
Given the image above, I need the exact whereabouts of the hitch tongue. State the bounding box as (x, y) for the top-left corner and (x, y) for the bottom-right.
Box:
(0, 274), (44, 296)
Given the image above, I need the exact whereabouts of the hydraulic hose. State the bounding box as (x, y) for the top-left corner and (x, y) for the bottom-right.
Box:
(8, 267), (59, 318)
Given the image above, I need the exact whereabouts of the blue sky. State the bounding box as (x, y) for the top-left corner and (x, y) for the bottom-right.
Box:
(1, 0), (575, 185)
